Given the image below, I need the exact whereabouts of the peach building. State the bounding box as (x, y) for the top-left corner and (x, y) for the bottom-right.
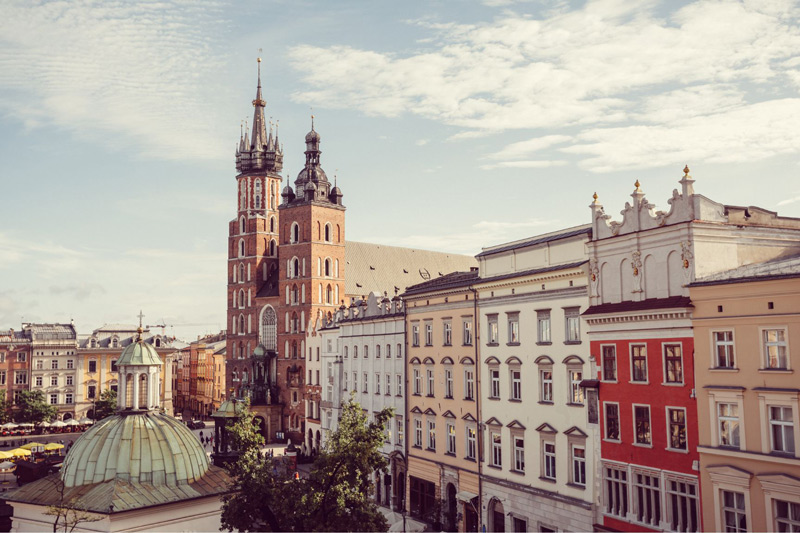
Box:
(691, 255), (800, 533)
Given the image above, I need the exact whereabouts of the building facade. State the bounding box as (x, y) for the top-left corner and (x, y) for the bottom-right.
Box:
(25, 323), (78, 421)
(474, 225), (599, 533)
(691, 256), (800, 533)
(403, 271), (481, 532)
(0, 328), (31, 407)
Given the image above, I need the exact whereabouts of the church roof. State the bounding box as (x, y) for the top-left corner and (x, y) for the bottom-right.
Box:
(344, 241), (477, 298)
(116, 336), (162, 366)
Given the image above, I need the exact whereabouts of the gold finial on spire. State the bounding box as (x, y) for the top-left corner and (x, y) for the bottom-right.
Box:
(683, 164), (690, 175)
(136, 310), (144, 340)
(593, 192), (598, 201)
(634, 180), (641, 191)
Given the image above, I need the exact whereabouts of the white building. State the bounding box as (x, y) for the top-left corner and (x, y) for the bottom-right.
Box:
(24, 323), (79, 421)
(474, 225), (600, 532)
(321, 292), (407, 510)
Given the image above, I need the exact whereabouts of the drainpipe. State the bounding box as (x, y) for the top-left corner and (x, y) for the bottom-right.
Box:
(470, 286), (483, 533)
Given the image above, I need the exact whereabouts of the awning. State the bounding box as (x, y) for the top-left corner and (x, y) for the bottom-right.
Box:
(456, 490), (478, 503)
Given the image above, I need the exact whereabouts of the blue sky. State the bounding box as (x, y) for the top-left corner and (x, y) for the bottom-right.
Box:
(1, 0), (799, 340)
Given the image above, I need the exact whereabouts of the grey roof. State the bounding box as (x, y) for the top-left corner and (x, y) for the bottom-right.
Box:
(345, 241), (477, 298)
(25, 323), (77, 341)
(476, 224), (591, 258)
(691, 254), (800, 286)
(403, 270), (480, 297)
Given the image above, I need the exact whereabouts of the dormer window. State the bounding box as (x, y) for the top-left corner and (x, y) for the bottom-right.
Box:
(90, 338), (97, 349)
(111, 337), (119, 349)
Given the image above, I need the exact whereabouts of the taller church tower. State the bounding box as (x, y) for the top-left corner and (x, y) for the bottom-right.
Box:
(277, 117), (345, 442)
(226, 58), (283, 403)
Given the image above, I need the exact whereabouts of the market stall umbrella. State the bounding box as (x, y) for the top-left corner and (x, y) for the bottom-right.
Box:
(17, 422), (33, 427)
(0, 451), (13, 460)
(44, 443), (64, 451)
(8, 448), (31, 457)
(77, 417), (93, 425)
(49, 420), (67, 428)
(65, 419), (81, 427)
(19, 442), (46, 451)
(0, 422), (17, 429)
(0, 461), (14, 471)
(38, 421), (50, 428)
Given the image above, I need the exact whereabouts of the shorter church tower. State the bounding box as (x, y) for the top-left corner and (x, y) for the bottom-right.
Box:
(277, 117), (345, 443)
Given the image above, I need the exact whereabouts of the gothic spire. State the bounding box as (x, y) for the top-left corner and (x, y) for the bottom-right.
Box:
(250, 57), (268, 151)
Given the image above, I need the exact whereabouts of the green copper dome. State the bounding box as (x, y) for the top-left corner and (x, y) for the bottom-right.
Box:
(116, 336), (162, 366)
(61, 412), (209, 488)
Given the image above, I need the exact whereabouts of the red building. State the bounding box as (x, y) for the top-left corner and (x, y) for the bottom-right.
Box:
(0, 328), (31, 408)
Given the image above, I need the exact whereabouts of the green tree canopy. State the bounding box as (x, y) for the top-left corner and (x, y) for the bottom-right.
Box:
(0, 390), (11, 424)
(14, 390), (58, 424)
(221, 397), (392, 532)
(92, 389), (117, 420)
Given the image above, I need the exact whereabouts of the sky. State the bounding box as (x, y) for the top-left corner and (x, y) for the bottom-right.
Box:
(1, 0), (799, 341)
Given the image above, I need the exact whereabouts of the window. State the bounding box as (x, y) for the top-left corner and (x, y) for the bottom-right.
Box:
(466, 426), (477, 460)
(572, 446), (586, 486)
(353, 372), (358, 393)
(443, 321), (452, 346)
(17, 352), (26, 362)
(35, 359), (43, 370)
(668, 408), (688, 451)
(50, 376), (58, 387)
(35, 376), (43, 387)
(364, 345), (369, 359)
(375, 373), (381, 395)
(602, 345), (617, 381)
(511, 370), (522, 401)
(631, 344), (648, 382)
(464, 368), (475, 400)
(463, 320), (473, 345)
(664, 344), (683, 383)
(49, 394), (58, 405)
(0, 353), (4, 364)
(66, 359), (74, 369)
(569, 369), (584, 404)
(426, 369), (434, 396)
(15, 371), (27, 385)
(537, 310), (551, 343)
(427, 420), (436, 450)
(344, 372), (348, 391)
(414, 419), (422, 447)
(565, 307), (581, 342)
(508, 313), (519, 343)
(397, 417), (404, 446)
(88, 385), (96, 399)
(770, 406), (794, 454)
(386, 374), (391, 395)
(491, 432), (502, 467)
(489, 369), (500, 398)
(445, 368), (453, 399)
(633, 471), (662, 527)
(65, 393), (73, 404)
(604, 465), (629, 518)
(667, 477), (699, 532)
(714, 331), (735, 368)
(540, 370), (553, 403)
(412, 325), (420, 347)
(89, 360), (97, 373)
(397, 374), (403, 396)
(543, 441), (555, 478)
(487, 315), (498, 344)
(513, 437), (525, 472)
(634, 405), (651, 445)
(764, 329), (788, 369)
(718, 403), (740, 448)
(605, 402), (620, 440)
(775, 499), (800, 532)
(397, 343), (402, 358)
(386, 344), (391, 358)
(353, 345), (359, 358)
(0, 371), (5, 386)
(49, 359), (57, 370)
(722, 490), (747, 533)
(363, 372), (368, 393)
(413, 369), (421, 395)
(375, 345), (380, 358)
(425, 323), (433, 346)
(447, 423), (456, 455)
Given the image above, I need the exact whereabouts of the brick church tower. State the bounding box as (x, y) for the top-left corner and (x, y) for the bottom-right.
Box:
(226, 58), (283, 404)
(277, 117), (345, 442)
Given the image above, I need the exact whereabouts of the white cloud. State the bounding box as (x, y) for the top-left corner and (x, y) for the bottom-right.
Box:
(485, 135), (572, 160)
(0, 0), (231, 161)
(480, 159), (568, 170)
(288, 0), (800, 172)
(778, 194), (800, 206)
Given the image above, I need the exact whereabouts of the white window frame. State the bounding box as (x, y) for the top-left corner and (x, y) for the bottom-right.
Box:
(717, 401), (742, 449)
(443, 321), (452, 346)
(604, 401), (621, 442)
(630, 343), (649, 383)
(542, 439), (555, 479)
(447, 422), (456, 455)
(507, 312), (520, 344)
(464, 368), (475, 400)
(427, 419), (436, 451)
(666, 406), (688, 452)
(445, 368), (453, 398)
(757, 391), (800, 457)
(487, 315), (498, 345)
(426, 368), (434, 396)
(571, 445), (586, 486)
(414, 418), (422, 448)
(466, 426), (477, 460)
(662, 342), (684, 385)
(491, 431), (502, 467)
(631, 467), (662, 528)
(568, 367), (584, 405)
(564, 307), (581, 342)
(489, 368), (500, 399)
(413, 368), (421, 395)
(601, 344), (617, 382)
(540, 368), (553, 403)
(761, 327), (790, 370)
(537, 309), (551, 344)
(633, 403), (652, 447)
(712, 330), (736, 369)
(463, 319), (473, 345)
(510, 369), (522, 401)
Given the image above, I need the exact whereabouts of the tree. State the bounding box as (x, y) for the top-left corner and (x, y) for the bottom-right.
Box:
(92, 389), (117, 420)
(0, 389), (12, 424)
(15, 390), (58, 424)
(221, 396), (392, 532)
(43, 476), (103, 532)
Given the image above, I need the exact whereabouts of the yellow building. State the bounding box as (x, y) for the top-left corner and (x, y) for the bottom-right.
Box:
(78, 325), (181, 418)
(691, 255), (800, 532)
(404, 269), (481, 532)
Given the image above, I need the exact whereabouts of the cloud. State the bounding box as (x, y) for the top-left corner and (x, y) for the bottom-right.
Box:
(0, 0), (231, 161)
(416, 139), (430, 146)
(480, 159), (568, 170)
(288, 0), (800, 172)
(49, 283), (106, 301)
(778, 194), (800, 206)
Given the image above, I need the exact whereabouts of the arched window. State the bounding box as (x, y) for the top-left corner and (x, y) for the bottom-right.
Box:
(326, 284), (332, 304)
(324, 223), (331, 242)
(270, 182), (276, 209)
(239, 314), (245, 334)
(254, 179), (261, 209)
(291, 312), (299, 333)
(317, 221), (321, 240)
(335, 259), (339, 277)
(292, 284), (299, 304)
(260, 306), (277, 351)
(232, 367), (238, 381)
(239, 216), (246, 234)
(270, 216), (276, 233)
(354, 346), (358, 358)
(293, 258), (300, 278)
(386, 344), (391, 358)
(239, 289), (245, 308)
(155, 337), (161, 348)
(239, 239), (245, 258)
(335, 285), (339, 305)
(291, 341), (298, 359)
(269, 239), (276, 256)
(291, 222), (300, 243)
(239, 264), (244, 283)
(325, 259), (331, 277)
(344, 346), (348, 358)
(337, 224), (341, 242)
(364, 345), (369, 358)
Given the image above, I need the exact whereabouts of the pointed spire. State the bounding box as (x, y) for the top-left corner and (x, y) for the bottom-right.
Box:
(243, 119), (250, 152)
(267, 118), (274, 150)
(250, 57), (267, 151)
(275, 120), (280, 153)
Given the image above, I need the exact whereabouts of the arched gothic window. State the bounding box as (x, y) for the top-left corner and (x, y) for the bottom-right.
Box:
(260, 306), (277, 351)
(240, 216), (246, 234)
(291, 223), (300, 243)
(324, 223), (331, 242)
(239, 314), (245, 334)
(254, 180), (261, 209)
(269, 239), (276, 256)
(239, 263), (244, 282)
(293, 258), (300, 278)
(326, 284), (332, 304)
(270, 216), (275, 233)
(239, 239), (245, 258)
